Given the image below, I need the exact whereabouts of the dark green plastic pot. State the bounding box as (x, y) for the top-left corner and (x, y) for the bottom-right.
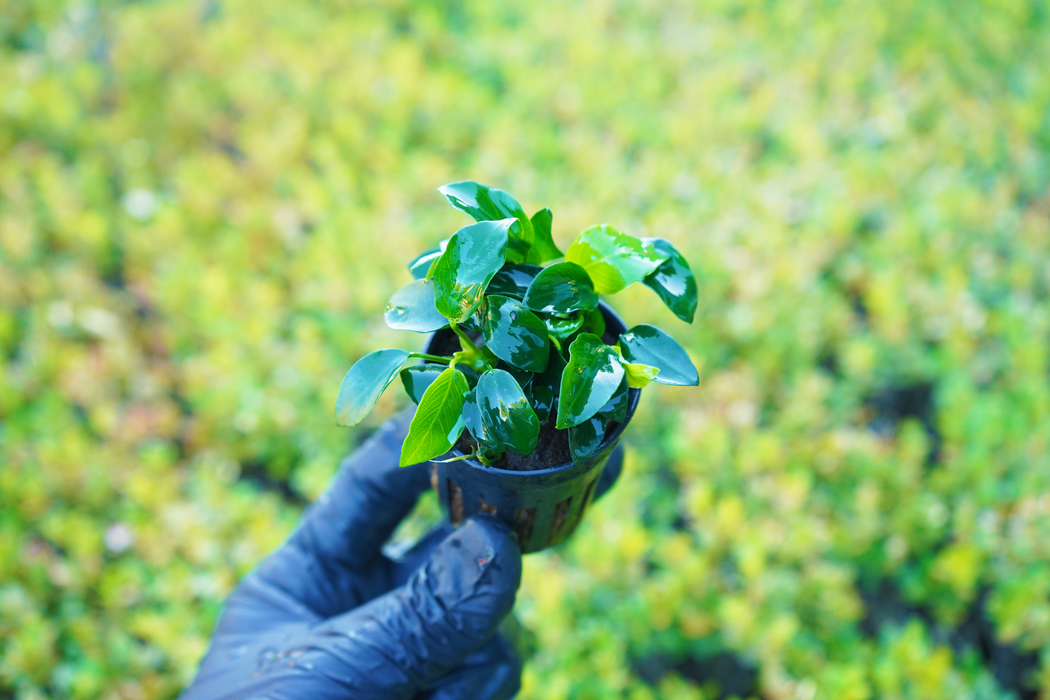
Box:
(426, 302), (639, 554)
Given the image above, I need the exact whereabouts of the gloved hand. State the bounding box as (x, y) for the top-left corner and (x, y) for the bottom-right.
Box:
(181, 410), (623, 700)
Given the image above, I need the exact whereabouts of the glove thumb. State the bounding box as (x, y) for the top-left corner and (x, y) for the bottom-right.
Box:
(310, 517), (522, 699)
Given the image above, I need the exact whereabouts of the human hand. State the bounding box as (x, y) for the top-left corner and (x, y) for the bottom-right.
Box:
(181, 410), (624, 700)
(180, 411), (523, 700)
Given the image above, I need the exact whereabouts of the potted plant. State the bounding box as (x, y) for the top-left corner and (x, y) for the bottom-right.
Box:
(335, 181), (699, 552)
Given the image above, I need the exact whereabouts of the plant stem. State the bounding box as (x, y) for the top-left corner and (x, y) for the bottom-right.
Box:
(450, 322), (477, 350)
(407, 352), (455, 363)
(449, 322), (492, 372)
(431, 452), (477, 463)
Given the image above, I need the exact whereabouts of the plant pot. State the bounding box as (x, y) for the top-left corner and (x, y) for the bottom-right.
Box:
(425, 302), (640, 554)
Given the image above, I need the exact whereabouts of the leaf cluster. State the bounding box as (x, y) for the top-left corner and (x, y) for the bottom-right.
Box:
(336, 181), (699, 467)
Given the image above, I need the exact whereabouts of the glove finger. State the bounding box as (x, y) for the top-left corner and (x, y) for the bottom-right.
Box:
(593, 443), (625, 501)
(290, 407), (432, 571)
(420, 634), (521, 700)
(233, 409), (431, 622)
(389, 521), (455, 585)
(306, 517), (522, 699)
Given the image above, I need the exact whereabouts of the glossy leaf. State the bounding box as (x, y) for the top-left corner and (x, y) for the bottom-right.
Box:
(384, 279), (449, 332)
(482, 295), (550, 372)
(598, 377), (629, 423)
(583, 307), (606, 338)
(524, 262), (599, 314)
(544, 313), (585, 339)
(462, 390), (496, 448)
(505, 366), (534, 391)
(407, 240), (448, 279)
(399, 363), (446, 404)
(476, 369), (541, 455)
(458, 364), (481, 388)
(487, 264), (542, 299)
(335, 349), (410, 426)
(400, 367), (470, 466)
(438, 181), (534, 263)
(432, 219), (514, 322)
(564, 224), (667, 294)
(569, 416), (606, 461)
(623, 362), (660, 389)
(619, 324), (699, 386)
(526, 207), (563, 263)
(641, 237), (698, 323)
(528, 345), (566, 424)
(459, 297), (489, 334)
(556, 333), (625, 429)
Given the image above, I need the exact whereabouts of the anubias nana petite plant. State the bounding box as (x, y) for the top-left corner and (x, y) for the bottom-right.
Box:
(336, 181), (699, 468)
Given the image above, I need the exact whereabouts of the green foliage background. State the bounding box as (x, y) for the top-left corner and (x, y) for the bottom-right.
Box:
(3, 0), (1050, 698)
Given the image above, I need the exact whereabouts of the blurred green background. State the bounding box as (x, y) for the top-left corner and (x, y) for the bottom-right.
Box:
(3, 0), (1050, 698)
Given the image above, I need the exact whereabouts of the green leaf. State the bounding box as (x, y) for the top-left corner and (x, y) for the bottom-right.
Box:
(556, 333), (625, 429)
(475, 369), (541, 455)
(400, 363), (446, 404)
(335, 349), (410, 426)
(544, 312), (585, 339)
(523, 262), (599, 315)
(459, 297), (488, 334)
(482, 295), (550, 372)
(438, 181), (534, 264)
(619, 324), (699, 386)
(505, 366), (534, 391)
(584, 307), (606, 338)
(568, 416), (606, 461)
(487, 264), (542, 299)
(462, 389), (496, 449)
(526, 207), (562, 263)
(432, 219), (514, 322)
(400, 367), (470, 466)
(564, 224), (667, 294)
(641, 237), (698, 323)
(384, 279), (449, 333)
(598, 377), (628, 423)
(623, 361), (660, 389)
(528, 345), (565, 424)
(407, 240), (448, 279)
(458, 364), (481, 388)
(569, 376), (626, 460)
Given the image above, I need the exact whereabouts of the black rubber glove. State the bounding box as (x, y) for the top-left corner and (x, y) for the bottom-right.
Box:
(180, 412), (523, 700)
(181, 411), (623, 700)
